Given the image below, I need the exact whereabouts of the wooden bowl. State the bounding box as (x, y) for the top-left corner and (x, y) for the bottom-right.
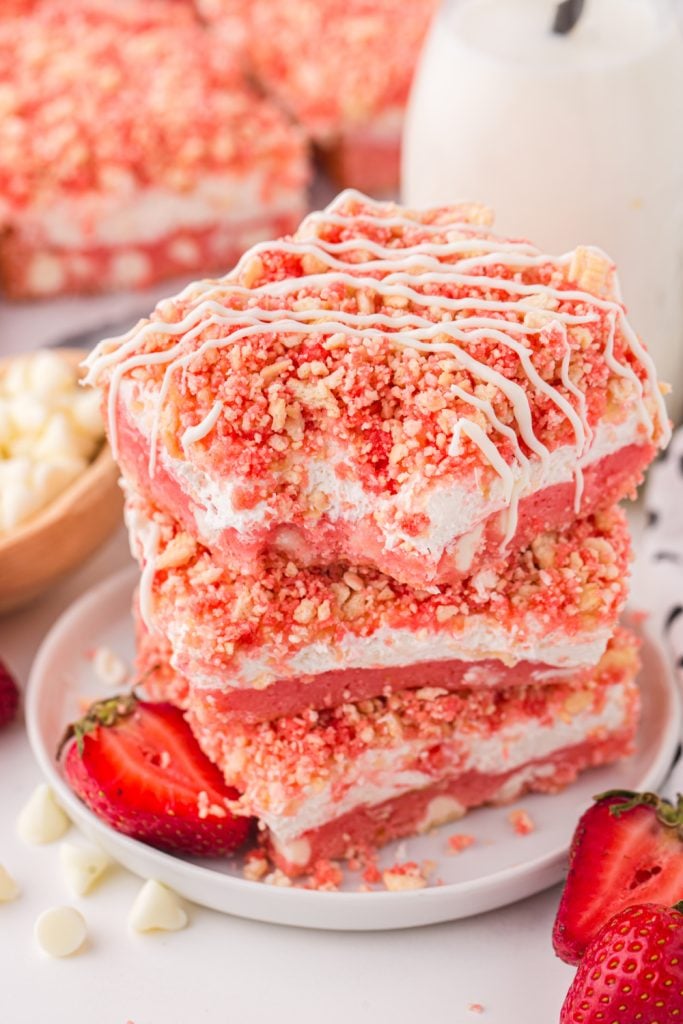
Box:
(0, 348), (123, 615)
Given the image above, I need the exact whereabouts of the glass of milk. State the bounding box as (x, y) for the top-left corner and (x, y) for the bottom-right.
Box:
(403, 0), (683, 421)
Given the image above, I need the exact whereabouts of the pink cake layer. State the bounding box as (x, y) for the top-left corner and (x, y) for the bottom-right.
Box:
(86, 191), (667, 586)
(146, 630), (640, 876)
(0, 0), (309, 299)
(117, 401), (651, 587)
(269, 729), (636, 877)
(127, 491), (632, 706)
(139, 611), (605, 724)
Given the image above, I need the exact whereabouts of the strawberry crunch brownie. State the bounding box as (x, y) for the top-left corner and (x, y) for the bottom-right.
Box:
(68, 190), (663, 885)
(0, 0), (309, 299)
(144, 628), (640, 875)
(197, 0), (439, 194)
(129, 491), (632, 722)
(86, 192), (668, 588)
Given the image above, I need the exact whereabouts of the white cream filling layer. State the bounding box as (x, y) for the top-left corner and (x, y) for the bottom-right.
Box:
(25, 174), (301, 249)
(263, 681), (629, 845)
(297, 411), (642, 561)
(174, 622), (611, 690)
(126, 494), (613, 683)
(121, 375), (643, 565)
(180, 648), (585, 692)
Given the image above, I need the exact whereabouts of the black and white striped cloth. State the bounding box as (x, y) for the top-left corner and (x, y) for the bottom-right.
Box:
(640, 426), (683, 797)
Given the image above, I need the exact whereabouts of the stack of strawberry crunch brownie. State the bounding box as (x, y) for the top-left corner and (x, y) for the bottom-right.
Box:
(84, 190), (669, 879)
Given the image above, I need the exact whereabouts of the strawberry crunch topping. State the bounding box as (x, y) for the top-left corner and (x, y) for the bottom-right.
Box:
(447, 833), (475, 854)
(507, 809), (535, 836)
(185, 631), (639, 815)
(0, 0), (307, 217)
(381, 861), (429, 891)
(128, 491), (632, 678)
(86, 191), (667, 536)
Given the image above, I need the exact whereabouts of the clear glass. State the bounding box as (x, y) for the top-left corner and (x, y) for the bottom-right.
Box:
(403, 0), (683, 421)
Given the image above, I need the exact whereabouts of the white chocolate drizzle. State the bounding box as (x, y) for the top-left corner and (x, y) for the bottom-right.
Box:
(125, 500), (160, 633)
(181, 399), (223, 449)
(85, 191), (669, 534)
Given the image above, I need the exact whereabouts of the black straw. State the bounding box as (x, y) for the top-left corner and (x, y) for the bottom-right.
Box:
(552, 0), (585, 34)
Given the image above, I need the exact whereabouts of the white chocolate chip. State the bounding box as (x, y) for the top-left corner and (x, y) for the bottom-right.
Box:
(382, 870), (427, 892)
(168, 238), (200, 265)
(25, 351), (76, 398)
(32, 457), (88, 505)
(0, 351), (105, 533)
(110, 251), (149, 288)
(91, 646), (128, 688)
(128, 880), (188, 933)
(26, 254), (66, 296)
(60, 842), (111, 896)
(69, 390), (104, 438)
(418, 795), (466, 833)
(2, 358), (31, 396)
(33, 412), (94, 463)
(17, 784), (70, 845)
(34, 906), (87, 958)
(8, 395), (46, 435)
(0, 398), (13, 448)
(0, 465), (43, 531)
(0, 865), (19, 902)
(272, 837), (311, 868)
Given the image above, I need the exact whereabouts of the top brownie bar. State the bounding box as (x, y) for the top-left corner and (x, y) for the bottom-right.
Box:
(85, 191), (669, 587)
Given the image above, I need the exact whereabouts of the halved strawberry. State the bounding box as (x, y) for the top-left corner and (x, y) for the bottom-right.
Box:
(59, 694), (252, 857)
(553, 790), (683, 965)
(560, 902), (683, 1024)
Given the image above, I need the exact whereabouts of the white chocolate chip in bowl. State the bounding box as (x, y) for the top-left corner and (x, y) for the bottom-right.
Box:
(128, 880), (188, 933)
(34, 906), (87, 958)
(0, 461), (43, 533)
(2, 357), (31, 396)
(7, 395), (46, 437)
(60, 842), (112, 897)
(0, 348), (123, 615)
(24, 350), (77, 399)
(32, 411), (95, 464)
(0, 397), (13, 448)
(17, 784), (70, 845)
(32, 457), (89, 507)
(70, 389), (105, 438)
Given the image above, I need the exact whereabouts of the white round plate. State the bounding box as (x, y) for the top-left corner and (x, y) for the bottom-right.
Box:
(27, 566), (681, 931)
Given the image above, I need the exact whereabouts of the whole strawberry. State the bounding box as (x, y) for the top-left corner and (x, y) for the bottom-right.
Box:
(553, 790), (683, 964)
(59, 693), (252, 857)
(560, 902), (683, 1024)
(0, 659), (19, 727)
